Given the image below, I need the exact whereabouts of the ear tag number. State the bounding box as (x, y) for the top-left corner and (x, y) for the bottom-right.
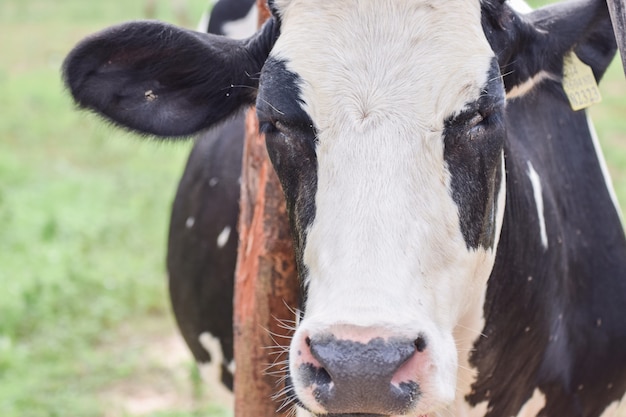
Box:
(562, 52), (602, 111)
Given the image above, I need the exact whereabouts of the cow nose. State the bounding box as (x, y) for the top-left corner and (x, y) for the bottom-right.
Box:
(300, 333), (425, 415)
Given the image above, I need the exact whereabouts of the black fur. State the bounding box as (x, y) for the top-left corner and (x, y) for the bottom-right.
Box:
(443, 59), (505, 250)
(468, 2), (625, 416)
(62, 19), (278, 137)
(167, 115), (245, 389)
(258, 58), (317, 307)
(482, 0), (616, 94)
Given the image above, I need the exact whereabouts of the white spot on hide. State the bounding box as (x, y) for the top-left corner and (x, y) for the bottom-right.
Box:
(507, 0), (533, 13)
(198, 332), (234, 406)
(517, 389), (546, 417)
(507, 71), (558, 99)
(209, 177), (219, 187)
(217, 226), (231, 248)
(226, 359), (236, 375)
(599, 391), (626, 417)
(199, 332), (223, 367)
(222, 2), (258, 39)
(527, 161), (548, 249)
(185, 216), (195, 229)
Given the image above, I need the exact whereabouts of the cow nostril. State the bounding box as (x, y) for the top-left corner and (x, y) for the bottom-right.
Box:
(304, 334), (421, 414)
(305, 336), (311, 347)
(317, 366), (332, 385)
(414, 335), (427, 352)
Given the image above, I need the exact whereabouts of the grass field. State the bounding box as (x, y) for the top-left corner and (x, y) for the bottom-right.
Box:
(0, 1), (228, 416)
(0, 1), (625, 417)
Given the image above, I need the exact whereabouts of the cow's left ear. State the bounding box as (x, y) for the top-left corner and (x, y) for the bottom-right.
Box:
(483, 0), (617, 94)
(63, 19), (279, 137)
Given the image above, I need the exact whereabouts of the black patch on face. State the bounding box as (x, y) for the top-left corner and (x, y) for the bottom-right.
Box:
(443, 59), (505, 250)
(256, 57), (317, 306)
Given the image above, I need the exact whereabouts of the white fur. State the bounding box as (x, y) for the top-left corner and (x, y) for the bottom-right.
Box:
(222, 3), (258, 39)
(217, 226), (231, 248)
(527, 161), (549, 250)
(271, 1), (503, 415)
(196, 0), (256, 39)
(185, 216), (195, 229)
(601, 392), (626, 416)
(506, 71), (559, 99)
(517, 389), (547, 417)
(196, 10), (211, 33)
(507, 0), (533, 14)
(197, 332), (234, 406)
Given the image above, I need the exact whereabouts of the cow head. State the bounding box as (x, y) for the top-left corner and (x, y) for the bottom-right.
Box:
(63, 0), (616, 415)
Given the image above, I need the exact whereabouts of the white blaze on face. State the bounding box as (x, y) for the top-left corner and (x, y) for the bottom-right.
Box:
(271, 0), (505, 413)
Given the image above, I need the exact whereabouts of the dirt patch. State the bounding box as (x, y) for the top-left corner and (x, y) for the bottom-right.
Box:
(99, 315), (232, 417)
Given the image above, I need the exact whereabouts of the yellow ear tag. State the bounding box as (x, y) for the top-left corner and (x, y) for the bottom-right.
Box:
(562, 52), (602, 111)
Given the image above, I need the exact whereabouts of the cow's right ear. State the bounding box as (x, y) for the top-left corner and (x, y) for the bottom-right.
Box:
(63, 19), (279, 137)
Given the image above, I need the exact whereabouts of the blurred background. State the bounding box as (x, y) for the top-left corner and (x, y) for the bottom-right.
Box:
(0, 0), (624, 416)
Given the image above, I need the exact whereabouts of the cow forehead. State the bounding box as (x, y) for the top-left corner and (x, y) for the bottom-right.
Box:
(269, 0), (495, 131)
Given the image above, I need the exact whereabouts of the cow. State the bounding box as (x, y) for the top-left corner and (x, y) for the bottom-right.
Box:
(197, 0), (257, 37)
(166, 0), (257, 393)
(62, 0), (626, 416)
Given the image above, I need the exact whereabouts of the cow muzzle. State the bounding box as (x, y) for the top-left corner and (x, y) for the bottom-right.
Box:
(290, 325), (429, 415)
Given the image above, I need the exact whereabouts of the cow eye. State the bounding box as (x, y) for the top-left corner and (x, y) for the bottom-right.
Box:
(468, 111), (488, 140)
(468, 112), (484, 128)
(259, 120), (279, 134)
(260, 118), (294, 136)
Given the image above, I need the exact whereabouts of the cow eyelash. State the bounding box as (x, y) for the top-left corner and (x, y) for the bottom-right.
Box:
(259, 120), (279, 134)
(467, 110), (493, 141)
(468, 112), (485, 129)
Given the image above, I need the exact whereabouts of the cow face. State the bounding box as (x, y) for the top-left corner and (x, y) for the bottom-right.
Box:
(258, 1), (506, 415)
(62, 0), (616, 415)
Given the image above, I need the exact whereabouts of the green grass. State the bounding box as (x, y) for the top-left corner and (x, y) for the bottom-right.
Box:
(0, 1), (229, 416)
(0, 0), (625, 417)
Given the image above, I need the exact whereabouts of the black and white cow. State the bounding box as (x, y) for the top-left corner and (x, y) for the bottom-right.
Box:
(63, 0), (626, 415)
(197, 0), (257, 37)
(166, 0), (257, 392)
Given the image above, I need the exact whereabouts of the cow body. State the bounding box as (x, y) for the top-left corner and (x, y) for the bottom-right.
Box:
(166, 0), (257, 391)
(469, 66), (626, 417)
(63, 0), (626, 415)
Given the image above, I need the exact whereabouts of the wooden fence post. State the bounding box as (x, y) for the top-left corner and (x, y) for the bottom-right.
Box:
(606, 0), (626, 77)
(233, 2), (299, 417)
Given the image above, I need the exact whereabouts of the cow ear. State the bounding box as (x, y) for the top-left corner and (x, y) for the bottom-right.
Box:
(63, 19), (278, 137)
(484, 0), (617, 94)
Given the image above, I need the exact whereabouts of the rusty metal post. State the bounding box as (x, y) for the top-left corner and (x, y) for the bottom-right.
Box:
(233, 2), (299, 417)
(606, 0), (626, 77)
